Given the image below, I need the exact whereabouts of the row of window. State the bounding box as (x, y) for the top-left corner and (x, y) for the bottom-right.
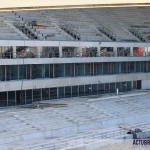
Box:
(0, 62), (149, 81)
(0, 80), (141, 107)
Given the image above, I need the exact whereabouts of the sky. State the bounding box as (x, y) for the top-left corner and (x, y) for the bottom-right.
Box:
(0, 0), (149, 9)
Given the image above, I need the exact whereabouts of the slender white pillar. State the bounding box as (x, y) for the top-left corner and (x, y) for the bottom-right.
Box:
(116, 88), (119, 96)
(13, 46), (16, 58)
(97, 46), (100, 56)
(144, 47), (148, 56)
(59, 46), (62, 57)
(130, 47), (133, 56)
(113, 47), (118, 56)
(143, 47), (146, 56)
(37, 46), (42, 58)
(77, 46), (82, 57)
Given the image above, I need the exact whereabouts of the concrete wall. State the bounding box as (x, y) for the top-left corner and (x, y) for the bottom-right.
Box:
(0, 40), (150, 47)
(142, 80), (150, 89)
(0, 73), (150, 92)
(1, 57), (150, 65)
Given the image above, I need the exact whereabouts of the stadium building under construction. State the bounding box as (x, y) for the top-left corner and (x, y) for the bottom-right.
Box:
(0, 6), (150, 107)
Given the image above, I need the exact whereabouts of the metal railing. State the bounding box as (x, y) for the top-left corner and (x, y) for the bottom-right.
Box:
(9, 126), (127, 150)
(0, 51), (148, 59)
(13, 121), (150, 150)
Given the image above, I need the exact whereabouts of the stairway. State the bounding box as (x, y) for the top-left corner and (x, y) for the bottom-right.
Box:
(16, 46), (29, 52)
(129, 29), (147, 42)
(61, 25), (80, 40)
(97, 26), (117, 41)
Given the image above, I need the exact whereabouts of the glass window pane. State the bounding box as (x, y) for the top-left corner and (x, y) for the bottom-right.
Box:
(50, 64), (53, 78)
(26, 90), (32, 104)
(126, 62), (130, 73)
(16, 91), (25, 105)
(72, 86), (78, 97)
(59, 87), (65, 99)
(6, 65), (11, 81)
(92, 84), (97, 95)
(55, 64), (64, 77)
(121, 62), (126, 73)
(122, 82), (127, 92)
(42, 88), (49, 100)
(94, 63), (102, 75)
(32, 65), (43, 79)
(1, 66), (5, 81)
(27, 65), (31, 79)
(75, 63), (84, 76)
(85, 85), (92, 95)
(137, 80), (141, 89)
(148, 62), (150, 72)
(127, 82), (132, 91)
(65, 86), (71, 98)
(50, 88), (57, 99)
(136, 62), (141, 72)
(114, 62), (120, 74)
(141, 62), (147, 72)
(85, 63), (91, 76)
(19, 65), (26, 79)
(0, 92), (7, 107)
(8, 91), (16, 106)
(105, 83), (110, 93)
(33, 89), (41, 102)
(103, 63), (109, 74)
(11, 65), (18, 80)
(110, 83), (116, 93)
(65, 64), (74, 77)
(98, 84), (104, 94)
(130, 62), (135, 73)
(79, 85), (84, 96)
(116, 82), (122, 92)
(109, 63), (114, 74)
(44, 64), (49, 78)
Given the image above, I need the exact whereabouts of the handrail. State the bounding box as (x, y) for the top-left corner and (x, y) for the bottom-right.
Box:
(0, 50), (148, 59)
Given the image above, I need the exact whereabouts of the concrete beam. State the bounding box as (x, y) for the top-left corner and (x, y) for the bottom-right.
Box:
(0, 73), (150, 92)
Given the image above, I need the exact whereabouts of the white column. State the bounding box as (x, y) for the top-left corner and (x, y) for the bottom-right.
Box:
(0, 46), (2, 58)
(97, 46), (100, 56)
(59, 46), (62, 57)
(113, 47), (118, 56)
(37, 46), (42, 58)
(130, 47), (133, 56)
(77, 46), (82, 57)
(143, 47), (146, 56)
(13, 46), (16, 58)
(144, 47), (148, 56)
(148, 47), (150, 56)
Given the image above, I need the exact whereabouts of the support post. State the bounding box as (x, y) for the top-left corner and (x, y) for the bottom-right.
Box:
(116, 88), (119, 96)
(97, 46), (101, 56)
(59, 46), (62, 57)
(37, 46), (42, 58)
(13, 46), (16, 58)
(77, 46), (82, 57)
(113, 47), (118, 56)
(130, 47), (133, 56)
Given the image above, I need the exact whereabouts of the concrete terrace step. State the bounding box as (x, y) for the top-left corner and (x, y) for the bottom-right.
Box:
(88, 92), (148, 102)
(2, 126), (125, 150)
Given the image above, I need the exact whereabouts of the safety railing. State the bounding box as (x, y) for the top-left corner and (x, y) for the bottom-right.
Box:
(0, 51), (149, 59)
(10, 127), (127, 150)
(15, 121), (150, 150)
